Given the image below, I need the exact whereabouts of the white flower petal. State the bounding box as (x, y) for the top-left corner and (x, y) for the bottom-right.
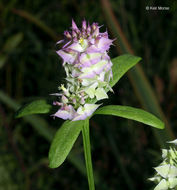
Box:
(54, 105), (76, 120)
(148, 176), (161, 182)
(154, 179), (168, 190)
(72, 104), (100, 121)
(169, 177), (177, 188)
(83, 104), (100, 116)
(95, 88), (108, 100)
(168, 166), (177, 178)
(162, 149), (168, 159)
(167, 139), (177, 145)
(155, 165), (170, 178)
(85, 82), (98, 98)
(80, 60), (108, 79)
(82, 79), (95, 86)
(68, 42), (84, 52)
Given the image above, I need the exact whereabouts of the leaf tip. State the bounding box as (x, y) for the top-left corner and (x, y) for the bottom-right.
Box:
(49, 162), (58, 169)
(48, 157), (63, 169)
(160, 122), (165, 129)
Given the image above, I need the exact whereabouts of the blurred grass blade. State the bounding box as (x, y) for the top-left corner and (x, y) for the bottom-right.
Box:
(49, 120), (84, 168)
(15, 99), (52, 118)
(0, 33), (23, 69)
(0, 55), (7, 69)
(0, 90), (19, 110)
(3, 33), (23, 53)
(12, 9), (58, 41)
(95, 105), (164, 129)
(103, 118), (135, 190)
(101, 0), (174, 147)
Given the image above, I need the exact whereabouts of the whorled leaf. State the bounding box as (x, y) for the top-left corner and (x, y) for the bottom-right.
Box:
(94, 105), (164, 129)
(15, 99), (52, 118)
(49, 120), (84, 168)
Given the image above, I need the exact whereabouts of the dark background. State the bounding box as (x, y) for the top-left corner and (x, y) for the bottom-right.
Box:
(0, 0), (177, 189)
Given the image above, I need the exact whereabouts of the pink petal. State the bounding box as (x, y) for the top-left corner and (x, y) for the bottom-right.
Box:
(72, 104), (100, 121)
(79, 53), (102, 67)
(79, 72), (96, 79)
(72, 113), (87, 121)
(82, 20), (87, 30)
(86, 45), (103, 53)
(72, 19), (80, 32)
(53, 105), (76, 120)
(96, 37), (113, 52)
(56, 50), (76, 64)
(56, 40), (64, 44)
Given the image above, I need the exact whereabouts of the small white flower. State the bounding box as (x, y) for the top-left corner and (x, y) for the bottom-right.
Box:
(154, 179), (168, 190)
(168, 139), (177, 145)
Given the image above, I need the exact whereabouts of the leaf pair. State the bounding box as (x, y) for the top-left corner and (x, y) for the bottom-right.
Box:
(15, 54), (141, 118)
(48, 104), (164, 168)
(15, 54), (165, 169)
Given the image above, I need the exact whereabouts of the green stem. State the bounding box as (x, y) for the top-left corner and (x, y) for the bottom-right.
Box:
(82, 119), (95, 190)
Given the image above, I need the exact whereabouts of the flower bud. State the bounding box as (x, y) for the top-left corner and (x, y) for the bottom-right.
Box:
(64, 31), (71, 39)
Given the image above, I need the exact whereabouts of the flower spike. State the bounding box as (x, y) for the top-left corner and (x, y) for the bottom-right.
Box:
(53, 20), (113, 121)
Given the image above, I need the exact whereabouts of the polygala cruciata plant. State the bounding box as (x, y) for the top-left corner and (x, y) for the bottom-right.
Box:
(15, 20), (165, 190)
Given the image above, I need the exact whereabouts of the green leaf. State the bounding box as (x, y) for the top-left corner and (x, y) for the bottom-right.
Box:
(94, 105), (165, 129)
(15, 99), (52, 118)
(49, 120), (84, 168)
(110, 54), (142, 88)
(3, 33), (23, 53)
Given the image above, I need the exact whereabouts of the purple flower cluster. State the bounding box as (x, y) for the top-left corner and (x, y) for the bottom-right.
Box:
(53, 20), (113, 121)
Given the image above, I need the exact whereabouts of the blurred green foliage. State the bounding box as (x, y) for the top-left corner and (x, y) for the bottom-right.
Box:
(0, 0), (177, 189)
